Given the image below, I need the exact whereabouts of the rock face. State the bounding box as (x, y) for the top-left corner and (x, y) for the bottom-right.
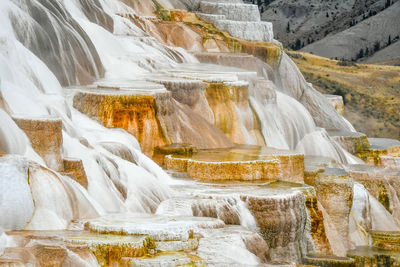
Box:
(348, 164), (400, 221)
(194, 52), (275, 79)
(199, 2), (260, 21)
(303, 254), (355, 267)
(245, 190), (309, 262)
(371, 231), (400, 252)
(204, 82), (265, 145)
(165, 146), (304, 182)
(314, 168), (354, 254)
(356, 138), (400, 166)
(74, 86), (232, 156)
(162, 182), (320, 263)
(62, 158), (88, 189)
(214, 20), (273, 42)
(12, 116), (63, 171)
(73, 90), (167, 156)
(196, 1), (274, 42)
(73, 88), (233, 156)
(347, 246), (400, 266)
(325, 94), (344, 116)
(328, 130), (370, 155)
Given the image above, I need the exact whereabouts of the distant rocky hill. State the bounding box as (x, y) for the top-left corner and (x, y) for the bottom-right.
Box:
(364, 40), (400, 65)
(246, 0), (400, 64)
(301, 1), (400, 62)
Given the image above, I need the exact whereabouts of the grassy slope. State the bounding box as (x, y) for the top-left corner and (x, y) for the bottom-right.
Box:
(288, 51), (400, 139)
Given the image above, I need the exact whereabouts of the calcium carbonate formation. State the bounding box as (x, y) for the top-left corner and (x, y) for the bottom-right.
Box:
(0, 0), (399, 266)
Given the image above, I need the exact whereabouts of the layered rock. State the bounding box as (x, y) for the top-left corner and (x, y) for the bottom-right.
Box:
(245, 187), (308, 262)
(62, 158), (88, 189)
(303, 254), (355, 266)
(121, 251), (204, 266)
(314, 168), (354, 254)
(73, 89), (167, 156)
(199, 2), (260, 21)
(196, 1), (274, 42)
(165, 145), (304, 182)
(328, 130), (370, 155)
(381, 155), (400, 170)
(357, 138), (400, 166)
(347, 164), (400, 219)
(12, 115), (63, 171)
(325, 94), (345, 116)
(214, 20), (273, 42)
(150, 76), (266, 146)
(304, 156), (338, 186)
(194, 52), (275, 79)
(371, 231), (400, 252)
(380, 144), (400, 170)
(347, 246), (400, 266)
(204, 82), (265, 145)
(166, 182), (320, 262)
(73, 85), (232, 157)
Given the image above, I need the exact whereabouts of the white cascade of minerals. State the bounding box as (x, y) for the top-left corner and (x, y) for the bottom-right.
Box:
(0, 0), (399, 266)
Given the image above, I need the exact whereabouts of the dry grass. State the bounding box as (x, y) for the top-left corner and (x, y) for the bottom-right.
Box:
(288, 51), (400, 139)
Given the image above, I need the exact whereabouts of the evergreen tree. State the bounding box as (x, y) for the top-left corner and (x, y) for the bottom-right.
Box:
(286, 22), (290, 33)
(374, 41), (380, 52)
(357, 48), (364, 59)
(294, 39), (301, 50)
(388, 35), (392, 45)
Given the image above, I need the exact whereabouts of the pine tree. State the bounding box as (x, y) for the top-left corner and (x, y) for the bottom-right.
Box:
(286, 22), (290, 33)
(374, 41), (380, 52)
(357, 49), (364, 59)
(388, 35), (392, 45)
(294, 39), (301, 50)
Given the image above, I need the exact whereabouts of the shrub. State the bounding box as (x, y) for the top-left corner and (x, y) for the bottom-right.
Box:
(337, 60), (357, 67)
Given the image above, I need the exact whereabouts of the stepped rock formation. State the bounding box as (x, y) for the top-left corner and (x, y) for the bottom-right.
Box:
(0, 0), (400, 266)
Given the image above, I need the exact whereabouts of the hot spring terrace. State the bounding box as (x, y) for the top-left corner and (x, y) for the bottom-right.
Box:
(2, 0), (400, 265)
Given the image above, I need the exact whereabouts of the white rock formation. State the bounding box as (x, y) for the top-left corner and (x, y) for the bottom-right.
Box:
(200, 2), (260, 21)
(196, 1), (274, 42)
(215, 20), (273, 42)
(0, 155), (34, 230)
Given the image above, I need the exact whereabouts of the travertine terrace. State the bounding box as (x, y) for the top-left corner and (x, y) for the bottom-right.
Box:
(0, 0), (400, 266)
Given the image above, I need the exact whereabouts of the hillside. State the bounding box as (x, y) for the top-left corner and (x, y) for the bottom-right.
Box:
(301, 1), (400, 61)
(363, 40), (400, 65)
(288, 51), (400, 139)
(252, 0), (394, 46)
(248, 0), (400, 64)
